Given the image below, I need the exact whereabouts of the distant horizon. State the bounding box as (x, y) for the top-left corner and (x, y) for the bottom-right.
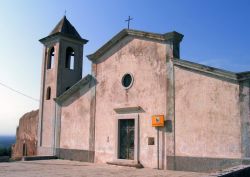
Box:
(0, 135), (16, 149)
(0, 135), (16, 137)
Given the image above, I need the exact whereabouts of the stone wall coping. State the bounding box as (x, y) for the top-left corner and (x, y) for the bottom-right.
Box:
(54, 74), (93, 104)
(173, 58), (250, 82)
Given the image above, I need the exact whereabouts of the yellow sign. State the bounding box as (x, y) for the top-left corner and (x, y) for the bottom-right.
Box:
(152, 115), (164, 127)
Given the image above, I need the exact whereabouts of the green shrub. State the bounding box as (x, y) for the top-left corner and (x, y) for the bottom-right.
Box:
(0, 147), (11, 156)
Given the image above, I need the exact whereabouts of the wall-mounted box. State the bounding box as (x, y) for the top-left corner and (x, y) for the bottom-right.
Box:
(152, 115), (164, 127)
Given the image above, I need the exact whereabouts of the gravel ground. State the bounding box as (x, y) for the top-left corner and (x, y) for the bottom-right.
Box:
(0, 159), (208, 177)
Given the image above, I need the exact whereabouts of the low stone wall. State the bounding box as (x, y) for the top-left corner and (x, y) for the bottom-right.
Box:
(220, 168), (250, 177)
(207, 165), (250, 177)
(0, 156), (9, 162)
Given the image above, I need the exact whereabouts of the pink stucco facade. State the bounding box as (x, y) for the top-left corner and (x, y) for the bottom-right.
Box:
(174, 66), (241, 158)
(60, 88), (91, 150)
(34, 16), (250, 172)
(93, 37), (169, 167)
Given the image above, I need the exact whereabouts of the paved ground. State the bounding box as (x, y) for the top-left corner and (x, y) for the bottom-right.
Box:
(0, 159), (208, 177)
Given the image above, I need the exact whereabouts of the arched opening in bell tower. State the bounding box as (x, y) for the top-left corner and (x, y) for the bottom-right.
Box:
(47, 47), (55, 69)
(65, 47), (75, 70)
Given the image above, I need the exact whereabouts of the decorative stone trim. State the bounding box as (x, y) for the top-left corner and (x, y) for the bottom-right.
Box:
(121, 73), (134, 89)
(114, 113), (139, 164)
(114, 106), (144, 114)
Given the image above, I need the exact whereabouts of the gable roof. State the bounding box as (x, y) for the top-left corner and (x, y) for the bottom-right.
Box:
(87, 29), (184, 61)
(40, 16), (88, 44)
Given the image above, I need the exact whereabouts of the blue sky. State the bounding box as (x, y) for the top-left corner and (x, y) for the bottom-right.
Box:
(0, 0), (249, 135)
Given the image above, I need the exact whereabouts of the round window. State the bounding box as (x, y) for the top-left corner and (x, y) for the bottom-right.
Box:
(122, 73), (133, 89)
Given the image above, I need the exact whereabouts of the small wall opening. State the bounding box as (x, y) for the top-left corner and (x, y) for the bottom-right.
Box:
(47, 47), (55, 69)
(46, 87), (51, 100)
(65, 47), (75, 70)
(22, 143), (27, 156)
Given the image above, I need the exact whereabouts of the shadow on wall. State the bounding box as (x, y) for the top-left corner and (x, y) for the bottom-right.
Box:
(61, 76), (97, 107)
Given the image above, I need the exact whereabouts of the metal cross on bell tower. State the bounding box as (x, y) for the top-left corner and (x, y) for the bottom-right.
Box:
(125, 16), (133, 29)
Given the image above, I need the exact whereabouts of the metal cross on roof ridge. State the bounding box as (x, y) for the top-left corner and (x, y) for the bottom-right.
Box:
(125, 16), (133, 29)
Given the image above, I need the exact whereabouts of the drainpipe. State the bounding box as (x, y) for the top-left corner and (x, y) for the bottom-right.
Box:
(173, 62), (176, 170)
(157, 127), (160, 169)
(52, 100), (57, 156)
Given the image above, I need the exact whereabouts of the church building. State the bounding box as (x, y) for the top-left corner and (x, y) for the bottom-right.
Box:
(37, 16), (250, 172)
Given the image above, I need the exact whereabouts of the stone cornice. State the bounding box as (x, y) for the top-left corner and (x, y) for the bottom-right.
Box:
(113, 106), (144, 114)
(39, 32), (88, 45)
(173, 59), (238, 81)
(174, 59), (250, 82)
(236, 71), (250, 81)
(87, 29), (183, 61)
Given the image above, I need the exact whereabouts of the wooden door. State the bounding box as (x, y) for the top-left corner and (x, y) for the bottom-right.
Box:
(119, 119), (135, 160)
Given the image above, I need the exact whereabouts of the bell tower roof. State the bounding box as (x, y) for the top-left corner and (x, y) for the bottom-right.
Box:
(39, 16), (88, 44)
(50, 16), (82, 39)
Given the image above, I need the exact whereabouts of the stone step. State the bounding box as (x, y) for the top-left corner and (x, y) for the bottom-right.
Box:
(107, 160), (143, 168)
(22, 156), (57, 161)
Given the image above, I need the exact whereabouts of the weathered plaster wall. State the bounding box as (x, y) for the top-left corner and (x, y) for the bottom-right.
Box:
(174, 66), (241, 158)
(93, 37), (173, 168)
(40, 42), (59, 151)
(60, 86), (92, 150)
(39, 39), (84, 155)
(12, 110), (38, 159)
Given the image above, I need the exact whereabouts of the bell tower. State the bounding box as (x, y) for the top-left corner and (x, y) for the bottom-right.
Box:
(37, 16), (88, 155)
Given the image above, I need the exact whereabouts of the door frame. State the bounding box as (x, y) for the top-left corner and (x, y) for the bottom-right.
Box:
(115, 113), (139, 163)
(118, 119), (135, 160)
